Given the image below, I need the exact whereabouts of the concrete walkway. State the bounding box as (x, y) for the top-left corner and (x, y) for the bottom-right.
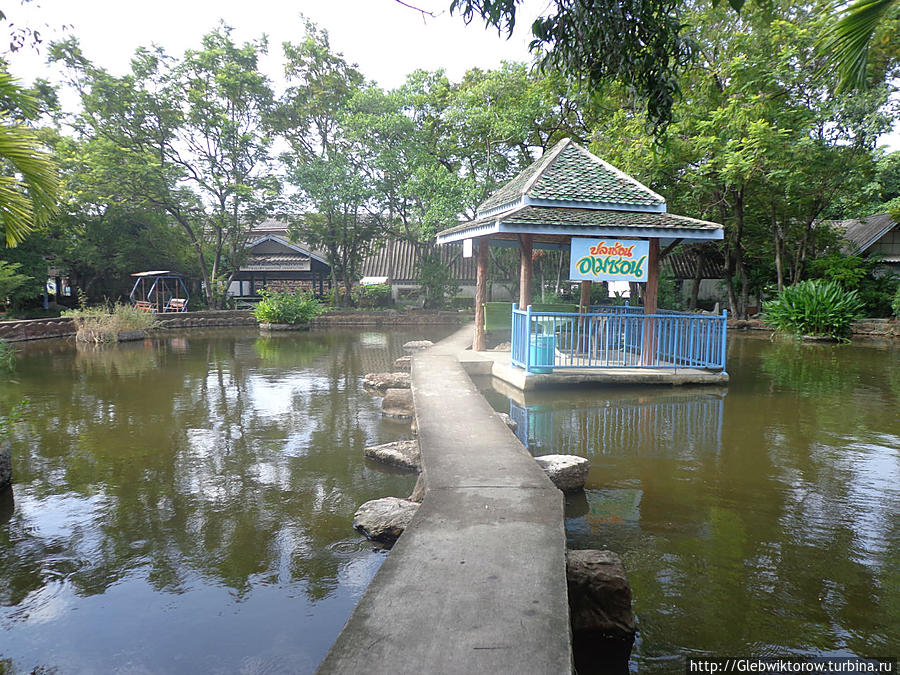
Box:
(317, 328), (572, 674)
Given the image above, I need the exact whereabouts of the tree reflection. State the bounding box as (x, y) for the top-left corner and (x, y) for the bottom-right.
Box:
(0, 330), (422, 617)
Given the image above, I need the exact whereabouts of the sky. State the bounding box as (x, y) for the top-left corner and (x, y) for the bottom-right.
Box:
(3, 0), (898, 151)
(5, 0), (542, 90)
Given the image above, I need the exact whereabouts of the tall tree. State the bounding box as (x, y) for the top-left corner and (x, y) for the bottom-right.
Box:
(51, 25), (278, 307)
(277, 22), (385, 306)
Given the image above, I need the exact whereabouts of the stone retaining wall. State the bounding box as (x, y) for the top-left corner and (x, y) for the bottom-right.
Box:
(0, 311), (256, 342)
(311, 310), (470, 327)
(728, 317), (900, 337)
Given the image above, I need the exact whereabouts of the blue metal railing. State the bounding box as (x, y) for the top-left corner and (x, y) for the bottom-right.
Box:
(509, 304), (728, 373)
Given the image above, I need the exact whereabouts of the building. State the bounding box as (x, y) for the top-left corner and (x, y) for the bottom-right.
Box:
(831, 213), (900, 276)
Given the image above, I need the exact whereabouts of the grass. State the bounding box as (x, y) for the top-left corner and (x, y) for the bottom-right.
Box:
(62, 302), (157, 343)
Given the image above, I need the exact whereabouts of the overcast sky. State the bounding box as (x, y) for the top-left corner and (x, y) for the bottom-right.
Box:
(5, 0), (542, 89)
(4, 0), (898, 151)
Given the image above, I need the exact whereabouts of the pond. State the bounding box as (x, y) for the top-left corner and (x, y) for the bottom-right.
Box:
(0, 327), (451, 674)
(480, 333), (900, 671)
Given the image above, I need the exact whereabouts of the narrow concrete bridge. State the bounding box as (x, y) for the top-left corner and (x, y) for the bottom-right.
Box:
(317, 328), (573, 674)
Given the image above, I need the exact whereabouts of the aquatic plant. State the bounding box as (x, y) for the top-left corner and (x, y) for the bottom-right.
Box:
(252, 289), (323, 325)
(0, 339), (16, 373)
(762, 279), (864, 339)
(62, 302), (156, 342)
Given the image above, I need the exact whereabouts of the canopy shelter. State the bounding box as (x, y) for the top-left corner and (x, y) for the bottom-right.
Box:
(436, 138), (725, 368)
(129, 271), (190, 313)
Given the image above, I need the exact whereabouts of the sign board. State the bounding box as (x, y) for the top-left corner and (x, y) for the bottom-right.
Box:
(462, 238), (473, 258)
(569, 238), (649, 283)
(46, 279), (57, 295)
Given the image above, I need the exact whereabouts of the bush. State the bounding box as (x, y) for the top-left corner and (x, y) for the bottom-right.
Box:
(893, 285), (900, 318)
(252, 289), (323, 325)
(762, 279), (864, 339)
(355, 283), (392, 308)
(419, 251), (460, 309)
(62, 303), (157, 343)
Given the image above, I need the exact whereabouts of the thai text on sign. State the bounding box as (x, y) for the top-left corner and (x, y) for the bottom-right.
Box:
(569, 237), (650, 283)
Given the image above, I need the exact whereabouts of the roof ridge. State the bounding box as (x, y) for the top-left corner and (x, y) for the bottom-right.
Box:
(571, 143), (666, 207)
(520, 138), (572, 196)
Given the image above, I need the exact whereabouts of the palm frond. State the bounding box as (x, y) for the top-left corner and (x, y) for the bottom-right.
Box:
(0, 115), (59, 246)
(817, 0), (897, 93)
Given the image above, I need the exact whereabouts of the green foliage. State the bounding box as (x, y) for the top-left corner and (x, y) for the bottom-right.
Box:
(816, 0), (898, 93)
(809, 252), (898, 317)
(0, 67), (59, 247)
(449, 0), (691, 130)
(0, 260), (34, 308)
(892, 284), (900, 318)
(62, 302), (156, 342)
(252, 289), (323, 325)
(763, 280), (865, 339)
(355, 283), (392, 308)
(418, 250), (460, 309)
(51, 25), (279, 308)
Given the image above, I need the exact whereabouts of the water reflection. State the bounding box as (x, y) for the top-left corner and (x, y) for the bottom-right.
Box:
(482, 335), (900, 670)
(506, 387), (726, 460)
(0, 327), (450, 674)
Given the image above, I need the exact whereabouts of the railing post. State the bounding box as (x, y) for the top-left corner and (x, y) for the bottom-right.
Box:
(719, 309), (728, 371)
(525, 304), (533, 373)
(511, 303), (518, 366)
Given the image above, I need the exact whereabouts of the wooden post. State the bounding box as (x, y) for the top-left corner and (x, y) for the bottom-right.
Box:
(519, 234), (533, 308)
(474, 237), (490, 352)
(644, 238), (659, 315)
(579, 280), (592, 311)
(642, 238), (660, 364)
(579, 280), (592, 353)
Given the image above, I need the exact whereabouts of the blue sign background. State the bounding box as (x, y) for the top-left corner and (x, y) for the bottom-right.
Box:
(569, 238), (650, 283)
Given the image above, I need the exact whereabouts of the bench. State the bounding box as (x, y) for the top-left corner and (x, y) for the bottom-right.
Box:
(163, 298), (187, 313)
(134, 300), (154, 312)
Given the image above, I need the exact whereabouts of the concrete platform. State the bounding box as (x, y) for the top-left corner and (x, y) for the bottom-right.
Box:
(317, 328), (572, 674)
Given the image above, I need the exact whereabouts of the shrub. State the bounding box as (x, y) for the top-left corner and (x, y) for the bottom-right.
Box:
(252, 289), (323, 325)
(419, 251), (460, 309)
(893, 284), (900, 319)
(355, 283), (392, 308)
(762, 279), (864, 339)
(62, 303), (157, 342)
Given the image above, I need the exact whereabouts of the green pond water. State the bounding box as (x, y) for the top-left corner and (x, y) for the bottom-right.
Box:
(2, 329), (898, 673)
(0, 328), (452, 674)
(480, 333), (900, 671)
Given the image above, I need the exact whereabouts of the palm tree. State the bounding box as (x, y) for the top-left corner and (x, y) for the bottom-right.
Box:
(818, 0), (898, 93)
(0, 68), (58, 247)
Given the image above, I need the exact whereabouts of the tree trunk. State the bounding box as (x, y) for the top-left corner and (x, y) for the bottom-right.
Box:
(690, 247), (703, 310)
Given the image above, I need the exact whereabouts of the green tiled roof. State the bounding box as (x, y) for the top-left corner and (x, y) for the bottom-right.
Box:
(477, 139), (665, 215)
(438, 206), (720, 239)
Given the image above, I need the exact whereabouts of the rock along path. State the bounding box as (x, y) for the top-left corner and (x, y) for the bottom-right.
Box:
(317, 327), (572, 674)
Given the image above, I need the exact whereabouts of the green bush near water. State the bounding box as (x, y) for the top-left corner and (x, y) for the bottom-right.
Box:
(763, 280), (864, 340)
(252, 289), (324, 325)
(893, 285), (900, 319)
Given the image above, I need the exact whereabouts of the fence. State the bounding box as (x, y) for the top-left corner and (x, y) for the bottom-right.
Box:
(510, 304), (727, 373)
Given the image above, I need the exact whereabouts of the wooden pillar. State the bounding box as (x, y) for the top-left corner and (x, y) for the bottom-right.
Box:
(644, 238), (659, 315)
(642, 238), (660, 364)
(579, 280), (592, 311)
(519, 234), (533, 308)
(473, 237), (490, 352)
(579, 280), (592, 352)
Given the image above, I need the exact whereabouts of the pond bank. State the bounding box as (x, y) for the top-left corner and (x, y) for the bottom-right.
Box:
(318, 327), (573, 674)
(0, 309), (471, 342)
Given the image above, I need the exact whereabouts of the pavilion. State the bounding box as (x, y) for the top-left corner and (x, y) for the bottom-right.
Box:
(436, 138), (728, 375)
